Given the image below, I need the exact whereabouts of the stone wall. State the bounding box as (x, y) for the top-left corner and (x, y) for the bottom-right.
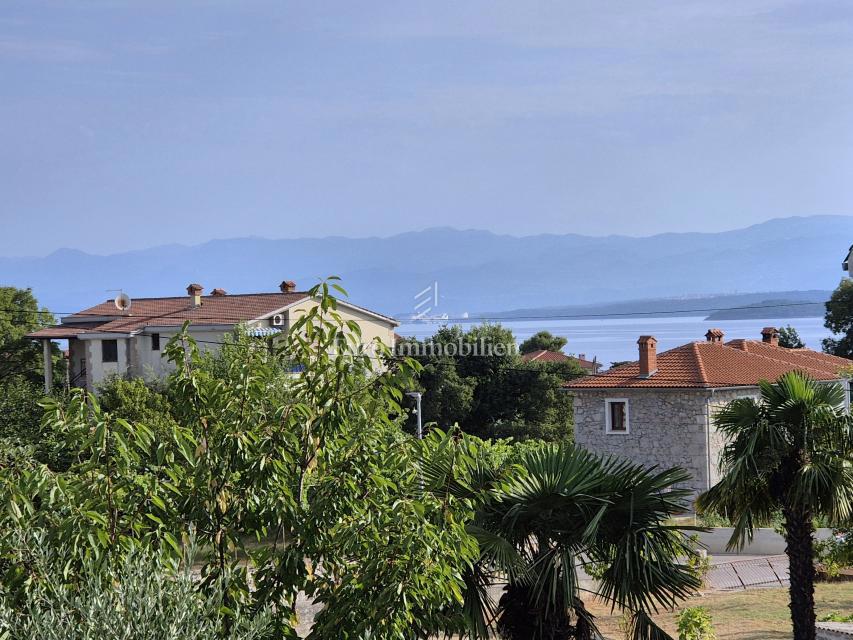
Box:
(571, 387), (759, 497)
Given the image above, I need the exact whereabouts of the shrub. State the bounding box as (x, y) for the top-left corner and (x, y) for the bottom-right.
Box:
(686, 535), (711, 588)
(821, 612), (853, 623)
(814, 530), (853, 578)
(676, 606), (716, 640)
(0, 537), (272, 640)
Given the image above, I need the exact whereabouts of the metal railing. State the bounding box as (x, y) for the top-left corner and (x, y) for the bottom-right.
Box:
(707, 555), (789, 590)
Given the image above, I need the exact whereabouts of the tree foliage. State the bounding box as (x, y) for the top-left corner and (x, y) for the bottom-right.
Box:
(0, 280), (476, 639)
(519, 330), (568, 355)
(0, 286), (60, 386)
(823, 279), (853, 357)
(0, 280), (698, 640)
(697, 372), (853, 640)
(399, 324), (584, 441)
(778, 325), (805, 349)
(0, 536), (272, 640)
(417, 430), (702, 639)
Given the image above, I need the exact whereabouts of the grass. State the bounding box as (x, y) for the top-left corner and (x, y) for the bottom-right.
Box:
(585, 582), (853, 640)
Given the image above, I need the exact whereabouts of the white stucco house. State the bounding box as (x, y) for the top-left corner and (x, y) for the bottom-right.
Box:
(27, 281), (398, 392)
(564, 327), (852, 498)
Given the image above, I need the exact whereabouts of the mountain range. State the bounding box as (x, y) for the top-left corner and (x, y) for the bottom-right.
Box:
(2, 215), (851, 319)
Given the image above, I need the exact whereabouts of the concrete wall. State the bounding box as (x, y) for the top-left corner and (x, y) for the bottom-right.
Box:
(284, 299), (396, 351)
(82, 337), (128, 388)
(572, 387), (759, 496)
(129, 328), (229, 381)
(68, 339), (87, 388)
(706, 388), (761, 486)
(695, 527), (834, 555)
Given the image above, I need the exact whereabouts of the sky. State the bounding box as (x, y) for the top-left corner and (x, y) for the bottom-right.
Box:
(1, 0), (853, 256)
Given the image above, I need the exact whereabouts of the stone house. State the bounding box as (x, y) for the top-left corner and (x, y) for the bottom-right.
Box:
(27, 281), (398, 393)
(564, 328), (851, 497)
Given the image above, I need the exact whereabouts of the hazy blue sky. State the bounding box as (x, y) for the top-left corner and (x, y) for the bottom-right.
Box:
(2, 1), (853, 256)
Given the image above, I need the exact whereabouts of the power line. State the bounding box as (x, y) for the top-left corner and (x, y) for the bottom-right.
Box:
(0, 299), (829, 326)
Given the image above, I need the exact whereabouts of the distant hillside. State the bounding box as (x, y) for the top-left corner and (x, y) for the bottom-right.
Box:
(704, 297), (827, 320)
(0, 215), (850, 316)
(476, 290), (831, 322)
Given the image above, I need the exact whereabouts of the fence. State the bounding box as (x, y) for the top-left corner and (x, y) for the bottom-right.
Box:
(706, 555), (789, 590)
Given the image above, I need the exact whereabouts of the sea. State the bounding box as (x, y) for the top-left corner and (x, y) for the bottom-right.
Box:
(395, 316), (832, 369)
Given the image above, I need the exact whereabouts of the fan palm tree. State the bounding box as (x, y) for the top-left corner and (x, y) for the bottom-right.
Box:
(418, 433), (701, 639)
(697, 371), (853, 640)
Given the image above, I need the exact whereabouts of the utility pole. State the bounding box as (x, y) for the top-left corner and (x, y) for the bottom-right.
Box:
(406, 391), (423, 439)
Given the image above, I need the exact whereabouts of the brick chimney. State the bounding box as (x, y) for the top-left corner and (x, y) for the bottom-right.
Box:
(761, 327), (779, 346)
(705, 328), (724, 343)
(637, 335), (657, 378)
(279, 280), (297, 293)
(187, 283), (203, 307)
(211, 288), (227, 296)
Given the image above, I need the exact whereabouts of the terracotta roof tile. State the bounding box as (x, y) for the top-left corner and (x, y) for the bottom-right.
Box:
(26, 325), (99, 339)
(29, 291), (398, 338)
(564, 340), (850, 389)
(521, 350), (571, 363)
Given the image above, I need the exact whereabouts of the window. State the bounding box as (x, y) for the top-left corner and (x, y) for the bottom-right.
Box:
(605, 399), (629, 433)
(151, 333), (160, 351)
(102, 339), (118, 363)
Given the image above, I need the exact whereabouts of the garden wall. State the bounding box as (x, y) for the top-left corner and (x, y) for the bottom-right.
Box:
(694, 527), (834, 555)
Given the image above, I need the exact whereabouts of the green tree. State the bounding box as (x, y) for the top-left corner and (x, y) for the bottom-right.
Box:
(0, 287), (65, 468)
(418, 431), (701, 639)
(519, 330), (568, 355)
(96, 376), (178, 441)
(0, 286), (59, 385)
(823, 279), (853, 357)
(399, 324), (584, 440)
(778, 325), (806, 349)
(0, 280), (478, 639)
(697, 372), (853, 640)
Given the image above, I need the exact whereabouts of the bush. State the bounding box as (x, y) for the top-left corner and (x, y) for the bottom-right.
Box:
(0, 537), (272, 640)
(814, 530), (853, 578)
(821, 612), (853, 623)
(676, 606), (716, 640)
(685, 535), (711, 588)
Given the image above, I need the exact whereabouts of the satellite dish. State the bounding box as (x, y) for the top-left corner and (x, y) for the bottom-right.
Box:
(114, 292), (132, 312)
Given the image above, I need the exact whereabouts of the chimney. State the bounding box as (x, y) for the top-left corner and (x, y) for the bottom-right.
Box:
(761, 327), (779, 346)
(578, 353), (586, 361)
(187, 283), (203, 307)
(637, 335), (657, 378)
(211, 288), (227, 296)
(279, 280), (297, 293)
(705, 328), (724, 343)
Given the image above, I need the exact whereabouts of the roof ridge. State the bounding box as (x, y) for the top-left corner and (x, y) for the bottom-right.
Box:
(691, 342), (710, 384)
(88, 291), (311, 304)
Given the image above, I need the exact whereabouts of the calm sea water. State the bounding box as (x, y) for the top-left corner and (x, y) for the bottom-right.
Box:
(396, 316), (831, 368)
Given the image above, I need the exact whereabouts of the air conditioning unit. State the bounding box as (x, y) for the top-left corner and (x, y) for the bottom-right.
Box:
(271, 314), (285, 327)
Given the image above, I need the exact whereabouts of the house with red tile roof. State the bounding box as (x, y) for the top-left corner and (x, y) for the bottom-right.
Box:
(27, 281), (398, 392)
(520, 349), (602, 374)
(563, 327), (851, 498)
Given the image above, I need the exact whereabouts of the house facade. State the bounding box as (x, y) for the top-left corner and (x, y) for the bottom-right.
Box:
(564, 328), (851, 497)
(28, 281), (398, 392)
